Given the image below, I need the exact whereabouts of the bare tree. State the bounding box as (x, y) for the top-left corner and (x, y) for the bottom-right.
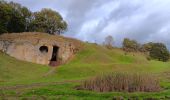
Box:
(104, 35), (114, 49)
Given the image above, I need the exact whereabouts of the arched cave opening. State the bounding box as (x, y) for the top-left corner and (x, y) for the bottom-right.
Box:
(49, 46), (60, 66)
(39, 46), (48, 53)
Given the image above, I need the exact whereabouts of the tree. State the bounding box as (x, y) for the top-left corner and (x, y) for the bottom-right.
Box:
(0, 1), (67, 35)
(104, 35), (114, 49)
(7, 2), (24, 32)
(20, 7), (32, 31)
(0, 1), (13, 34)
(140, 42), (154, 53)
(0, 1), (31, 34)
(122, 38), (140, 52)
(150, 43), (169, 62)
(30, 8), (67, 35)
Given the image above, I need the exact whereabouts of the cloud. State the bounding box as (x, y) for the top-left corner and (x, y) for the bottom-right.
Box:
(6, 0), (170, 49)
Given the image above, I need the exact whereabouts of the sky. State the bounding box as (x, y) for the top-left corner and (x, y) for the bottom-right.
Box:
(6, 0), (170, 48)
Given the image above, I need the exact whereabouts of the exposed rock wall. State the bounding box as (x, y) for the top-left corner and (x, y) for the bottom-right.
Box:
(0, 33), (80, 65)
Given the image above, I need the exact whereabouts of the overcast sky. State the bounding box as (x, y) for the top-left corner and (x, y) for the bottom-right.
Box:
(6, 0), (170, 48)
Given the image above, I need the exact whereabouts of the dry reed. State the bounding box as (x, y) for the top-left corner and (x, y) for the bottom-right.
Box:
(77, 72), (160, 92)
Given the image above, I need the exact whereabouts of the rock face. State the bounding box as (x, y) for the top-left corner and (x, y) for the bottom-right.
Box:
(0, 32), (81, 66)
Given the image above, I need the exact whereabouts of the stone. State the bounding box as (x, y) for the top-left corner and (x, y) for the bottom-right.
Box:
(0, 32), (82, 66)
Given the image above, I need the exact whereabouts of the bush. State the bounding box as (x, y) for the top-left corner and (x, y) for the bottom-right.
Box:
(76, 72), (160, 92)
(150, 43), (170, 62)
(141, 42), (170, 62)
(122, 38), (140, 52)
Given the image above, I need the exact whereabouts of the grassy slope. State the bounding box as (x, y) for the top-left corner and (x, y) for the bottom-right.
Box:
(1, 43), (170, 99)
(0, 51), (50, 85)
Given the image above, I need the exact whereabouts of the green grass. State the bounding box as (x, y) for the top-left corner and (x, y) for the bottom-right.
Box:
(1, 83), (170, 100)
(1, 43), (170, 99)
(0, 52), (51, 85)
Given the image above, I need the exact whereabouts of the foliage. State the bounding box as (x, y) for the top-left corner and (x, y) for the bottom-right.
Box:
(77, 72), (160, 92)
(122, 38), (140, 52)
(30, 8), (67, 35)
(104, 35), (114, 49)
(0, 1), (31, 34)
(0, 1), (67, 35)
(140, 42), (154, 52)
(140, 42), (170, 62)
(0, 1), (12, 34)
(122, 38), (170, 62)
(150, 43), (170, 62)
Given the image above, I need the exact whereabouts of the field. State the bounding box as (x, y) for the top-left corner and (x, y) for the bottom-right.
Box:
(1, 43), (170, 99)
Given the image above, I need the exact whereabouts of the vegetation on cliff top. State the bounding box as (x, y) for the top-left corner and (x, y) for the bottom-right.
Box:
(0, 1), (67, 35)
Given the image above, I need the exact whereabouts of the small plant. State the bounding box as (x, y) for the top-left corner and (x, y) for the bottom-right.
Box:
(76, 72), (160, 92)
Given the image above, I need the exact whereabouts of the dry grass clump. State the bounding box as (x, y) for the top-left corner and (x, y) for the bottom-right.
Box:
(77, 72), (160, 92)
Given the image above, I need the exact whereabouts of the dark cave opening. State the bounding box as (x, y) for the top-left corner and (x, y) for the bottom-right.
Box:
(49, 46), (60, 66)
(39, 46), (48, 53)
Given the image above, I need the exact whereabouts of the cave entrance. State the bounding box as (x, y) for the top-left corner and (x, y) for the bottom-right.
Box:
(49, 46), (60, 67)
(39, 46), (48, 53)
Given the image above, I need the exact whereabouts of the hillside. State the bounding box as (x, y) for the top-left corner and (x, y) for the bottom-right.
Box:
(0, 35), (170, 99)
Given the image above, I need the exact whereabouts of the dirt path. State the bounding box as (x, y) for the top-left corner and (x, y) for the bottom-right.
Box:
(0, 80), (81, 90)
(43, 67), (58, 77)
(0, 67), (82, 91)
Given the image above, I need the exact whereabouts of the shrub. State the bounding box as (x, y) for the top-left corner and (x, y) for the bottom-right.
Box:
(150, 43), (169, 62)
(76, 72), (160, 92)
(122, 38), (140, 52)
(141, 42), (170, 62)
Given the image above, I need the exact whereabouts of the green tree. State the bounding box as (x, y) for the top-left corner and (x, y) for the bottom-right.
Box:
(0, 1), (66, 35)
(30, 8), (67, 35)
(0, 1), (12, 34)
(150, 43), (169, 62)
(122, 38), (140, 52)
(7, 2), (31, 32)
(0, 1), (31, 34)
(140, 42), (154, 52)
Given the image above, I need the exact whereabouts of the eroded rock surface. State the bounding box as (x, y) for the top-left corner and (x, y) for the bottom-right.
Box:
(0, 32), (81, 65)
